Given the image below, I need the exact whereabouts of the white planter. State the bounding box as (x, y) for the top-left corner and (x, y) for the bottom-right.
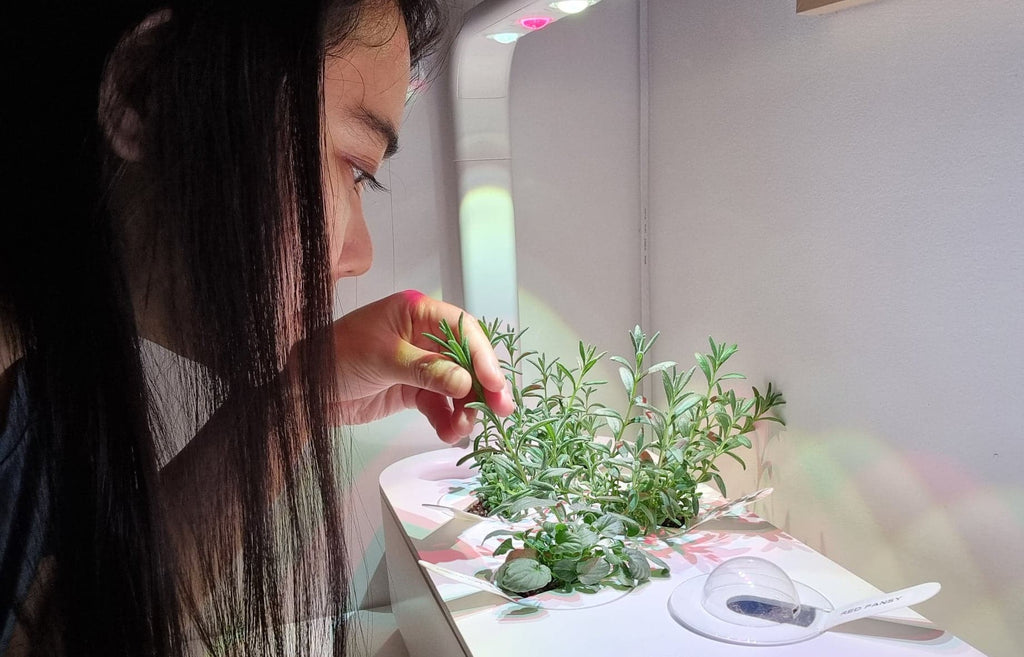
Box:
(380, 448), (986, 657)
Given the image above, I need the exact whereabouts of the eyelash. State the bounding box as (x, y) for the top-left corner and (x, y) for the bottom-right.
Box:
(353, 166), (388, 193)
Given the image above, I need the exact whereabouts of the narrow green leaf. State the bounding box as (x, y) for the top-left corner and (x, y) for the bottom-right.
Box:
(711, 472), (727, 496)
(522, 416), (560, 437)
(672, 394), (701, 416)
(691, 449), (714, 462)
(618, 367), (635, 394)
(662, 370), (675, 400)
(502, 496), (558, 515)
(482, 528), (516, 543)
(645, 361), (677, 376)
(455, 447), (500, 466)
(492, 538), (514, 557)
(609, 355), (632, 369)
(643, 550), (670, 571)
(555, 361), (576, 383)
(679, 366), (696, 389)
(591, 407), (623, 420)
(421, 332), (451, 350)
(723, 450), (747, 469)
(695, 352), (712, 383)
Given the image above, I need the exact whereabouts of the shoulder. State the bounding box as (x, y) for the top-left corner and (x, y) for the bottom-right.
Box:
(1, 320), (24, 435)
(0, 358), (29, 465)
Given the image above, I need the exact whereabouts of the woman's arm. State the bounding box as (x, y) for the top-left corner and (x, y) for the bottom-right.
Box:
(158, 290), (513, 617)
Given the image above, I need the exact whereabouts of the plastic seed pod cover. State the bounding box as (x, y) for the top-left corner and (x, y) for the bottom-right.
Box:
(701, 556), (801, 627)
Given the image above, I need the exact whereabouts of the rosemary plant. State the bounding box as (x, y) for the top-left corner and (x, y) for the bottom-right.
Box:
(425, 318), (785, 595)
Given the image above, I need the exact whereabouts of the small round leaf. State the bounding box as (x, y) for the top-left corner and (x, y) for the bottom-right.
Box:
(495, 558), (552, 593)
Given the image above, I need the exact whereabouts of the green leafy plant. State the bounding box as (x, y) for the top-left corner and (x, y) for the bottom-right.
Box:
(484, 511), (668, 594)
(426, 318), (785, 596)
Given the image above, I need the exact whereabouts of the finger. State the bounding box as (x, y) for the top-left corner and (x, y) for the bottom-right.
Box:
(407, 293), (505, 394)
(391, 341), (474, 400)
(414, 389), (466, 445)
(451, 395), (478, 435)
(483, 381), (515, 418)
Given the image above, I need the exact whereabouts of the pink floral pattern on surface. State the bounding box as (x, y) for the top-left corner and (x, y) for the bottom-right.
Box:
(708, 513), (815, 555)
(405, 473), (814, 578)
(653, 532), (751, 571)
(638, 511), (815, 575)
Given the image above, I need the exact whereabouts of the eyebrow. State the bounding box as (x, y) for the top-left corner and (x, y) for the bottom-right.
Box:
(354, 106), (399, 160)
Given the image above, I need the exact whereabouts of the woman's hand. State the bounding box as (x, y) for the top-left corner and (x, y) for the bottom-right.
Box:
(327, 290), (514, 443)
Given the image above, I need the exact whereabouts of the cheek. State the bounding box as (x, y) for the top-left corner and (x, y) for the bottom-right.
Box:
(325, 188), (352, 279)
(323, 154), (351, 275)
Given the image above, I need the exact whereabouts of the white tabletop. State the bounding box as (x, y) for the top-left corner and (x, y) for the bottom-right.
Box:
(380, 448), (987, 657)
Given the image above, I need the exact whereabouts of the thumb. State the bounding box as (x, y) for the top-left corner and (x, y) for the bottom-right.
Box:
(401, 346), (474, 399)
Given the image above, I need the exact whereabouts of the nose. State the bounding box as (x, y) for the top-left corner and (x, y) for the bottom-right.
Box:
(336, 200), (373, 278)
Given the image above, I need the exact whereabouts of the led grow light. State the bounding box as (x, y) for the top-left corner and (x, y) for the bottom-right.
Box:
(518, 16), (552, 30)
(550, 0), (597, 14)
(486, 32), (521, 44)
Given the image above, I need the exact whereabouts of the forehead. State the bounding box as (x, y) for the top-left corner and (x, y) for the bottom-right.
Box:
(323, 4), (411, 123)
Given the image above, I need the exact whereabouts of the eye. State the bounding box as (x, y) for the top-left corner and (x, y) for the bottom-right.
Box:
(352, 166), (388, 193)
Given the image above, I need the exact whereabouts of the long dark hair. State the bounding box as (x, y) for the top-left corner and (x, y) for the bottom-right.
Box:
(1, 1), (444, 655)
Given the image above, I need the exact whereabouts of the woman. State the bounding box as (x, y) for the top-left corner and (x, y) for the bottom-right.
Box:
(1, 1), (512, 654)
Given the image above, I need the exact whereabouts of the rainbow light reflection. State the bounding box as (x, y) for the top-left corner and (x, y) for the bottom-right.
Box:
(459, 186), (519, 325)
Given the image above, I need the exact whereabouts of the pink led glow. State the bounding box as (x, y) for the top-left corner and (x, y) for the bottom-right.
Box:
(518, 16), (552, 30)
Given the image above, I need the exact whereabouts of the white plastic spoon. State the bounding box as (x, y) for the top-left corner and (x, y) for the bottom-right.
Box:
(658, 487), (775, 538)
(727, 582), (942, 631)
(421, 503), (489, 523)
(820, 582), (941, 630)
(417, 560), (539, 607)
(670, 556), (942, 648)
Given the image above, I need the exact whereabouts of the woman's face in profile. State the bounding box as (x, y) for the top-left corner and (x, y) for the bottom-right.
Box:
(322, 2), (412, 282)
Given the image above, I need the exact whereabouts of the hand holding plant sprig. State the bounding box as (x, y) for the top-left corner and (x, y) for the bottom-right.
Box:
(424, 318), (785, 595)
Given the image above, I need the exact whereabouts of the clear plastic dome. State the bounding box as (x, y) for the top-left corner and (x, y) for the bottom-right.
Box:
(668, 556), (834, 645)
(701, 557), (801, 627)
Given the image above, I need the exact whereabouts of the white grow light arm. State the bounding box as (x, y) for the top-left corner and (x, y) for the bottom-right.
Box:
(452, 0), (603, 330)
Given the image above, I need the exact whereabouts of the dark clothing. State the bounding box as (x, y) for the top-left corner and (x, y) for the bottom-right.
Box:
(0, 363), (48, 651)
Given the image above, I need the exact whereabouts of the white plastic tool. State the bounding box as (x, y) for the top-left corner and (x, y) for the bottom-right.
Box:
(418, 560), (536, 606)
(421, 503), (490, 524)
(668, 556), (941, 645)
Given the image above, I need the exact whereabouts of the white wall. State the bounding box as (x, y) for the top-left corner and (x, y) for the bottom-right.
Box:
(646, 1), (1024, 655)
(510, 0), (642, 405)
(345, 2), (1023, 654)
